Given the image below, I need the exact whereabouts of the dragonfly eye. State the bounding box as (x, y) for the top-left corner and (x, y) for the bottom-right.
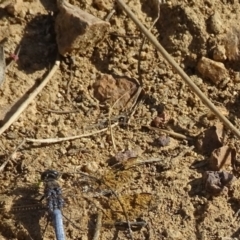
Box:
(41, 170), (60, 181)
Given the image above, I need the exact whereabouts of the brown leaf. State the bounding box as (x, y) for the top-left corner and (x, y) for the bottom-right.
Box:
(93, 74), (138, 109)
(209, 146), (236, 170)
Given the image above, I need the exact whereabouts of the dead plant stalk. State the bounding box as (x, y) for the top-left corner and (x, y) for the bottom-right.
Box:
(0, 59), (60, 136)
(116, 0), (240, 139)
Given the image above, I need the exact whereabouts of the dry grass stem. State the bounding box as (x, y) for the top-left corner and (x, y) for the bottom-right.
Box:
(0, 59), (60, 136)
(93, 211), (103, 240)
(138, 0), (160, 85)
(0, 139), (26, 172)
(144, 125), (193, 140)
(116, 0), (240, 139)
(25, 122), (119, 144)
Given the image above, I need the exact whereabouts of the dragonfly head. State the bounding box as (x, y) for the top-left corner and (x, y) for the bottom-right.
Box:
(41, 169), (60, 182)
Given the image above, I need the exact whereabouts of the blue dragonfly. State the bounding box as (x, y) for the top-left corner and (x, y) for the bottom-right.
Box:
(0, 169), (99, 240)
(0, 166), (152, 240)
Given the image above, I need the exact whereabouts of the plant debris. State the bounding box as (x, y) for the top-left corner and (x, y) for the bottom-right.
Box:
(0, 45), (5, 87)
(209, 146), (236, 171)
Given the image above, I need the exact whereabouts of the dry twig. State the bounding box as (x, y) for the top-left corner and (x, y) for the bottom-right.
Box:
(25, 122), (119, 144)
(143, 125), (193, 140)
(40, 108), (79, 114)
(0, 58), (60, 136)
(0, 139), (26, 172)
(138, 0), (160, 85)
(93, 211), (103, 240)
(116, 0), (240, 139)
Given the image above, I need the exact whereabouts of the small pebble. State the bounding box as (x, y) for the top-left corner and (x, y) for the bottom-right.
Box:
(156, 135), (170, 147)
(208, 12), (223, 34)
(6, 131), (18, 139)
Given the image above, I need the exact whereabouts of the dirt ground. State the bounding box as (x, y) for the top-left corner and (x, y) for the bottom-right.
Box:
(0, 0), (240, 239)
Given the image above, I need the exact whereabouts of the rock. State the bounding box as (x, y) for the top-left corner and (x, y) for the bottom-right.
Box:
(209, 146), (236, 170)
(208, 12), (223, 34)
(115, 150), (138, 162)
(197, 57), (229, 84)
(0, 0), (23, 16)
(93, 74), (138, 109)
(233, 71), (240, 82)
(224, 26), (240, 60)
(155, 135), (170, 147)
(82, 161), (98, 174)
(202, 171), (235, 194)
(213, 45), (227, 61)
(163, 226), (183, 240)
(196, 123), (224, 155)
(151, 112), (170, 128)
(92, 0), (113, 11)
(55, 0), (110, 56)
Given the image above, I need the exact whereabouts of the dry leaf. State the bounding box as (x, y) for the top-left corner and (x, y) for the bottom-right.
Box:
(209, 146), (236, 170)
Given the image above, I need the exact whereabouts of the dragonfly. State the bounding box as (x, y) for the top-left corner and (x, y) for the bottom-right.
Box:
(0, 163), (156, 240)
(40, 170), (65, 240)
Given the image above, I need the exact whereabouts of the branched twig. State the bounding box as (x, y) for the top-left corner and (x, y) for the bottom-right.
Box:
(116, 0), (240, 139)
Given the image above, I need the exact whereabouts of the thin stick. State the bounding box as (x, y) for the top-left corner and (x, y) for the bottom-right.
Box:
(116, 0), (240, 139)
(66, 58), (74, 102)
(0, 139), (26, 172)
(25, 122), (119, 144)
(0, 59), (60, 136)
(93, 211), (103, 240)
(125, 145), (194, 169)
(40, 108), (79, 114)
(0, 45), (5, 87)
(138, 0), (160, 85)
(105, 8), (116, 22)
(127, 87), (142, 125)
(108, 85), (139, 152)
(143, 125), (193, 140)
(131, 158), (162, 166)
